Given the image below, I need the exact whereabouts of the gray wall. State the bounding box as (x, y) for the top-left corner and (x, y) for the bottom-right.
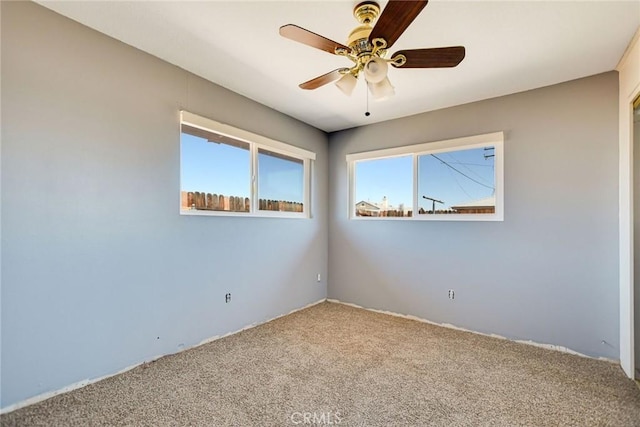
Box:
(328, 72), (620, 360)
(1, 2), (328, 409)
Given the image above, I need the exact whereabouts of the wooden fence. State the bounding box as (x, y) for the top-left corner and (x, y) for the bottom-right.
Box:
(357, 208), (488, 217)
(356, 209), (413, 217)
(417, 208), (459, 215)
(181, 191), (303, 213)
(258, 199), (303, 212)
(378, 210), (413, 217)
(418, 208), (494, 214)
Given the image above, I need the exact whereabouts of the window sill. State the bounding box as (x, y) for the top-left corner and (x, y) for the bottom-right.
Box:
(180, 209), (310, 219)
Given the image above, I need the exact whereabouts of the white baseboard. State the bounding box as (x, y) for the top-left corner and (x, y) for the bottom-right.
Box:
(0, 298), (326, 415)
(327, 298), (617, 364)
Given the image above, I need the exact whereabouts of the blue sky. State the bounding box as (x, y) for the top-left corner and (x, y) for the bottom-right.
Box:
(355, 147), (495, 211)
(181, 133), (250, 198)
(257, 149), (303, 203)
(181, 133), (303, 202)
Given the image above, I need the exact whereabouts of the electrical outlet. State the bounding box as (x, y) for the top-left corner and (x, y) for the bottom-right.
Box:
(225, 293), (231, 303)
(448, 289), (455, 299)
(317, 273), (321, 282)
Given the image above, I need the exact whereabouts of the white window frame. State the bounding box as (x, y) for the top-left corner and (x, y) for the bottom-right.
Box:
(180, 111), (315, 218)
(347, 132), (504, 221)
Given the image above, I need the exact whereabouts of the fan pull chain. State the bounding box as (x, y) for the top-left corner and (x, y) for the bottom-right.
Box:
(365, 85), (371, 117)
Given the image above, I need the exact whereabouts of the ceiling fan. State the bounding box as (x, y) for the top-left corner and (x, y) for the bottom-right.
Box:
(279, 0), (465, 100)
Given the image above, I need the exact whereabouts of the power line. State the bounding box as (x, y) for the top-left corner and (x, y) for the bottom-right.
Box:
(445, 165), (474, 200)
(444, 152), (492, 185)
(444, 162), (493, 167)
(430, 154), (494, 190)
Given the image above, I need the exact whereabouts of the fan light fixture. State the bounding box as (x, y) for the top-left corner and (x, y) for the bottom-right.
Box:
(367, 76), (394, 100)
(333, 52), (400, 100)
(364, 57), (388, 83)
(335, 73), (358, 96)
(329, 3), (404, 100)
(335, 57), (396, 99)
(362, 57), (394, 100)
(280, 1), (466, 101)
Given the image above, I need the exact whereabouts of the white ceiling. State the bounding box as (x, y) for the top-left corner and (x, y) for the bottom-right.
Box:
(37, 1), (639, 133)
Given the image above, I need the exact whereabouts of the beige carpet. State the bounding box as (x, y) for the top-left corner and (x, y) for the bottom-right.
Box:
(2, 302), (640, 426)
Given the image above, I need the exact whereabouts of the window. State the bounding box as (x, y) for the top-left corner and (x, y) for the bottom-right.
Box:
(347, 132), (504, 221)
(354, 155), (413, 217)
(181, 124), (251, 213)
(417, 147), (496, 216)
(180, 111), (315, 217)
(257, 149), (304, 213)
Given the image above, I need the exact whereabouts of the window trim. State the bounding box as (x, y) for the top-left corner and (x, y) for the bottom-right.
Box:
(180, 111), (315, 218)
(347, 132), (504, 221)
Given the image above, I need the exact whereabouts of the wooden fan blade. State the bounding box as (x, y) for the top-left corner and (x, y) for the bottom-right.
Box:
(299, 68), (349, 90)
(280, 24), (349, 55)
(369, 0), (428, 49)
(392, 47), (465, 68)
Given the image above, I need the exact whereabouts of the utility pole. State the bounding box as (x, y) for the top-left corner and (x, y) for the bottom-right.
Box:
(422, 195), (444, 214)
(484, 146), (495, 159)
